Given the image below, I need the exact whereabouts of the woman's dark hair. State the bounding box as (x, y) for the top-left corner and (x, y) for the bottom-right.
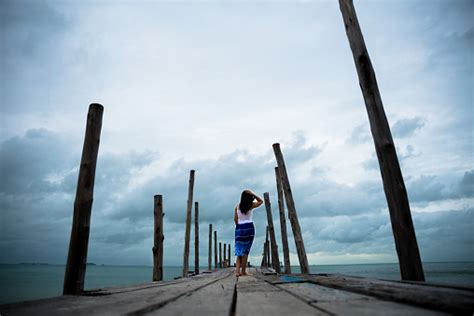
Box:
(239, 190), (254, 214)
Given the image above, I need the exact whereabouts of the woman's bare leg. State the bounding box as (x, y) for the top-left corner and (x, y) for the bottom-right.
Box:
(241, 255), (249, 275)
(235, 256), (241, 276)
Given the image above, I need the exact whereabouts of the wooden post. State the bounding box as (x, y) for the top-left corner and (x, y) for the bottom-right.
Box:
(214, 231), (217, 269)
(208, 224), (212, 271)
(63, 103), (103, 295)
(261, 242), (267, 267)
(194, 201), (199, 275)
(265, 226), (271, 267)
(182, 170), (195, 277)
(275, 167), (291, 274)
(219, 242), (222, 268)
(338, 0), (424, 281)
(273, 143), (309, 274)
(152, 195), (164, 281)
(228, 244), (231, 267)
(264, 193), (281, 273)
(223, 243), (227, 268)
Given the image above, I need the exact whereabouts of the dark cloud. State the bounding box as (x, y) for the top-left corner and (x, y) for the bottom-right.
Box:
(346, 124), (371, 145)
(457, 170), (474, 198)
(391, 117), (425, 138)
(1, 128), (472, 265)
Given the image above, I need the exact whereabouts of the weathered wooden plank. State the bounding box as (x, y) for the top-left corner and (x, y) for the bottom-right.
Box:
(235, 272), (325, 316)
(194, 201), (199, 275)
(152, 195), (164, 281)
(272, 143), (309, 274)
(278, 283), (446, 315)
(147, 270), (236, 315)
(64, 103), (104, 295)
(224, 243), (227, 267)
(264, 192), (281, 273)
(1, 270), (233, 316)
(182, 170), (195, 277)
(275, 167), (291, 274)
(338, 0), (424, 281)
(299, 273), (474, 314)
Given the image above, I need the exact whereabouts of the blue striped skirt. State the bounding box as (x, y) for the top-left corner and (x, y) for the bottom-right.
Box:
(235, 222), (255, 257)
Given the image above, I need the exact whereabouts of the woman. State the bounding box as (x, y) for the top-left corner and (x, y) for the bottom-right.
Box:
(234, 189), (263, 277)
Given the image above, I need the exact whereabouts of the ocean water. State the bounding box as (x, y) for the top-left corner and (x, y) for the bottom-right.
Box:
(1, 262), (473, 304)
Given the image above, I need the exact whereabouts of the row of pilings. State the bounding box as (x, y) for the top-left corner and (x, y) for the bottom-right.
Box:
(62, 0), (426, 296)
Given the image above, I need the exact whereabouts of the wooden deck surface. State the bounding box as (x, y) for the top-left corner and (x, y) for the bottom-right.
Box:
(2, 268), (473, 315)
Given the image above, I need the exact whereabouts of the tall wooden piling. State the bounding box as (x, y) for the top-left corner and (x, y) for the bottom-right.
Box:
(208, 224), (212, 271)
(261, 242), (267, 267)
(338, 0), (424, 281)
(182, 170), (195, 277)
(223, 243), (227, 267)
(152, 195), (164, 282)
(275, 167), (291, 274)
(219, 242), (222, 268)
(194, 202), (199, 275)
(63, 103), (103, 295)
(228, 244), (231, 267)
(273, 143), (309, 274)
(264, 193), (281, 273)
(214, 231), (217, 269)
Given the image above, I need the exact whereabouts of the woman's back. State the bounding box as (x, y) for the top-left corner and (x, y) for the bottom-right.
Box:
(237, 208), (253, 224)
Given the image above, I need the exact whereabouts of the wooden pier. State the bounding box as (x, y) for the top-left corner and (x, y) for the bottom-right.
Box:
(2, 267), (473, 315)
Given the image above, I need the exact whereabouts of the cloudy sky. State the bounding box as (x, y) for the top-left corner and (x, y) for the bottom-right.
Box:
(1, 0), (472, 269)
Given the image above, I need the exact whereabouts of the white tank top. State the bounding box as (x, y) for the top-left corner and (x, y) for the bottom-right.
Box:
(237, 208), (253, 224)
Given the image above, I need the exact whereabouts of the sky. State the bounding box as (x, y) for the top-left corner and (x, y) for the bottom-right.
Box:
(0, 0), (473, 270)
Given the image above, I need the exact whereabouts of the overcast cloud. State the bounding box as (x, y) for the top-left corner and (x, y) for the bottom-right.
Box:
(0, 0), (472, 268)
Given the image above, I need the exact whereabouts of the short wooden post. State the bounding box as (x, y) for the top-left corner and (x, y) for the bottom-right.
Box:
(339, 0), (424, 281)
(264, 193), (281, 273)
(194, 201), (199, 275)
(273, 143), (309, 274)
(265, 226), (271, 267)
(275, 167), (291, 274)
(261, 243), (267, 267)
(208, 224), (212, 271)
(219, 242), (222, 268)
(228, 244), (231, 267)
(152, 195), (164, 281)
(214, 231), (218, 269)
(182, 170), (195, 277)
(63, 103), (103, 295)
(225, 243), (228, 267)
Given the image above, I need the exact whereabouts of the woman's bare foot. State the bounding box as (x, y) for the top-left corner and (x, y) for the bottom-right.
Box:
(235, 272), (241, 277)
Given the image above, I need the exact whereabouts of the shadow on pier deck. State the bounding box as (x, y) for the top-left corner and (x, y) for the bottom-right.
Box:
(2, 267), (473, 315)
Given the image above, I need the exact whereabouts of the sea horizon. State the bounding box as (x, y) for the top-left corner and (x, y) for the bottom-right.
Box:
(1, 261), (473, 305)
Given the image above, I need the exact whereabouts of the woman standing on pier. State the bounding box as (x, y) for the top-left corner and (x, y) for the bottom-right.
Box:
(234, 189), (263, 277)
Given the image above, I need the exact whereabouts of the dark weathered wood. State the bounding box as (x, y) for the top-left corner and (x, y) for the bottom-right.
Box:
(194, 201), (199, 275)
(214, 230), (218, 269)
(272, 143), (309, 274)
(4, 269), (234, 316)
(208, 224), (212, 271)
(152, 195), (164, 281)
(298, 273), (474, 314)
(223, 243), (227, 267)
(149, 271), (236, 315)
(266, 226), (271, 267)
(182, 170), (195, 277)
(219, 242), (222, 268)
(261, 242), (267, 267)
(63, 103), (104, 295)
(228, 244), (231, 267)
(264, 192), (281, 273)
(277, 282), (444, 315)
(236, 273), (324, 315)
(275, 167), (291, 274)
(338, 0), (424, 281)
